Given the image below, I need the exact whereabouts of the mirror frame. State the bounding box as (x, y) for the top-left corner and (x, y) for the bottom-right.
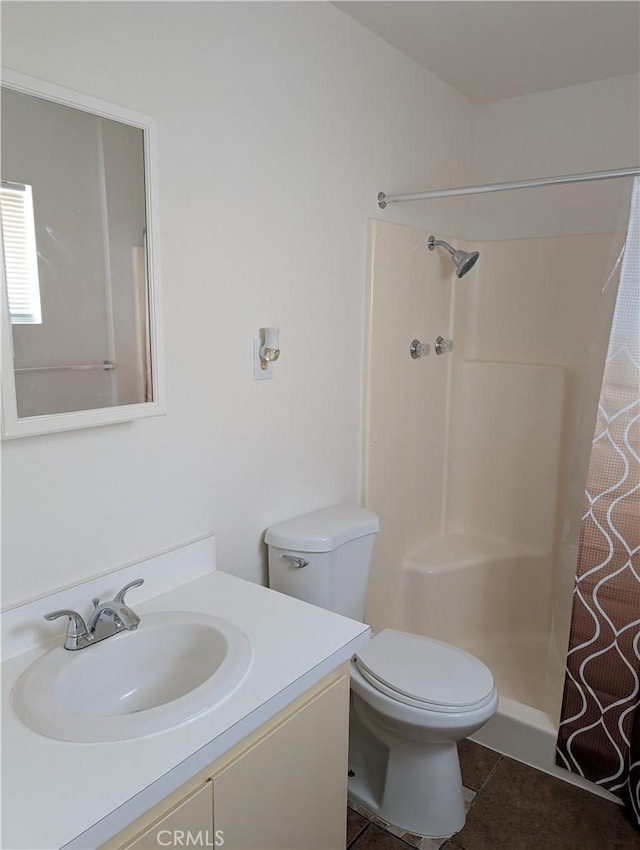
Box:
(0, 69), (165, 439)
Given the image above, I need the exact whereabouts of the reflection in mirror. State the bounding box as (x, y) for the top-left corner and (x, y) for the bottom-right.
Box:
(0, 71), (163, 438)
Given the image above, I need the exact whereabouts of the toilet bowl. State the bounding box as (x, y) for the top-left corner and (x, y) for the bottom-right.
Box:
(265, 505), (498, 838)
(348, 628), (497, 836)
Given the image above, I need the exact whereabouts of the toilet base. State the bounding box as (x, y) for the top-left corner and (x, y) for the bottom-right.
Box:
(348, 696), (467, 837)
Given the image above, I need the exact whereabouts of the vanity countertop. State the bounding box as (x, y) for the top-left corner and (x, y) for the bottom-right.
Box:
(1, 545), (370, 850)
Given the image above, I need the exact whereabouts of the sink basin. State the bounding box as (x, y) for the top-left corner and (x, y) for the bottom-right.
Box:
(12, 611), (253, 742)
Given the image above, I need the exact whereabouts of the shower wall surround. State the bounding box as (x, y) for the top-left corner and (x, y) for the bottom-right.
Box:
(364, 216), (625, 790)
(364, 76), (638, 787)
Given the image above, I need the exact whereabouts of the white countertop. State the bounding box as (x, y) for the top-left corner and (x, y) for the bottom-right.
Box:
(1, 541), (370, 850)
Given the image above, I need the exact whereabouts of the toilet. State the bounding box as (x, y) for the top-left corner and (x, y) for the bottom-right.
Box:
(265, 505), (498, 837)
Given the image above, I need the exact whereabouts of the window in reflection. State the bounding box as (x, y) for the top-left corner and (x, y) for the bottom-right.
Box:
(1, 180), (42, 325)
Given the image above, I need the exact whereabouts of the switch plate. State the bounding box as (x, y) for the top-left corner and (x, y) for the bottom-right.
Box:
(253, 338), (273, 380)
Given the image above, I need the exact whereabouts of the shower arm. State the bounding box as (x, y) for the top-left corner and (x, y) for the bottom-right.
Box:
(377, 166), (640, 208)
(428, 237), (454, 256)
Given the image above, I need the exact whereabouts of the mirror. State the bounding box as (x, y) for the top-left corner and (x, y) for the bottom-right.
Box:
(0, 70), (164, 438)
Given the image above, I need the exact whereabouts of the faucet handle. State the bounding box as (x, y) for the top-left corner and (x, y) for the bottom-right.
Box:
(44, 609), (89, 640)
(113, 578), (144, 605)
(434, 336), (454, 356)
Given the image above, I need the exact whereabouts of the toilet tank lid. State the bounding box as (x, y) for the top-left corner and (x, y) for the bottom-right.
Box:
(265, 505), (379, 552)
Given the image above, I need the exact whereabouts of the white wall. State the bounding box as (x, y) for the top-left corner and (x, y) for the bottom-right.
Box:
(0, 1), (473, 606)
(472, 74), (640, 182)
(468, 74), (640, 240)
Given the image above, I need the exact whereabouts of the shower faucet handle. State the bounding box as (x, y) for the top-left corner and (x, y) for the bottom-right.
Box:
(410, 339), (431, 359)
(434, 336), (454, 355)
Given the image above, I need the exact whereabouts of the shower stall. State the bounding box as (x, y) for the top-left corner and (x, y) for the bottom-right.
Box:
(363, 168), (638, 796)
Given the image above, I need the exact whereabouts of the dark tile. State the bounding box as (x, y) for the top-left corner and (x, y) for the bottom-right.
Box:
(351, 822), (416, 849)
(347, 808), (369, 847)
(457, 739), (502, 792)
(449, 757), (639, 850)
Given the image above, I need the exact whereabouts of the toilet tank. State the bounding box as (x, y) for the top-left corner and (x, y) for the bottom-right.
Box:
(265, 505), (379, 621)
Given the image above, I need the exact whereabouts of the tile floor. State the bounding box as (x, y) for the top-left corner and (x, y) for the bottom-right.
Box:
(346, 740), (640, 850)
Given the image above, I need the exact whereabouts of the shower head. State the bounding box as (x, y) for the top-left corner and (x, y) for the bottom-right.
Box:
(428, 235), (480, 278)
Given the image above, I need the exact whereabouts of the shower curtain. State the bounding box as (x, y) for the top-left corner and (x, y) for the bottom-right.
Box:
(556, 178), (640, 827)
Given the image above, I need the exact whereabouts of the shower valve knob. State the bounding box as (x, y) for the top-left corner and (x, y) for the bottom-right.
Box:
(435, 336), (454, 355)
(410, 340), (430, 359)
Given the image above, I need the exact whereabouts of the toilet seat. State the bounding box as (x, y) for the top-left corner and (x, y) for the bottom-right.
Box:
(354, 629), (495, 713)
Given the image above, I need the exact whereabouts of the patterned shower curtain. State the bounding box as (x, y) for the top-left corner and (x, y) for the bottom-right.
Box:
(556, 177), (640, 827)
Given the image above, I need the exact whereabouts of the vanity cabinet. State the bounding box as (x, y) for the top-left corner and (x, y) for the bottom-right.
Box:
(104, 665), (350, 850)
(124, 784), (214, 850)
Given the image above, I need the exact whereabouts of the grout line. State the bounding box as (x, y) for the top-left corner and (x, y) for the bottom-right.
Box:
(347, 820), (370, 849)
(473, 753), (504, 802)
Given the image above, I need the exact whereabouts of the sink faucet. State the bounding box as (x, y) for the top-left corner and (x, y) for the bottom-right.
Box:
(44, 579), (144, 650)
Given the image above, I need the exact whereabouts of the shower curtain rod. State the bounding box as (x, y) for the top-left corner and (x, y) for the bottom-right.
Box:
(376, 166), (640, 208)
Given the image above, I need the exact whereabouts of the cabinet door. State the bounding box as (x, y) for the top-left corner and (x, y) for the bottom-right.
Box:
(123, 781), (214, 850)
(212, 671), (349, 850)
